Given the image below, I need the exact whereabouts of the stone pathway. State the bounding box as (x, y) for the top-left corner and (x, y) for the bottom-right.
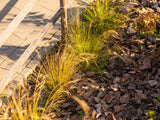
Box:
(0, 0), (83, 95)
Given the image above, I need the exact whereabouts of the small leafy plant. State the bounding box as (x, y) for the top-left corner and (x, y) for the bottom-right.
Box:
(78, 111), (84, 119)
(146, 110), (156, 120)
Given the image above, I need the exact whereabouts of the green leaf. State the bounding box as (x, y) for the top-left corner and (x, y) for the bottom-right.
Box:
(157, 96), (160, 104)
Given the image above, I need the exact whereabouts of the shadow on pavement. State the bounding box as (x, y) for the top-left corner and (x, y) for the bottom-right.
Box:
(0, 0), (18, 22)
(0, 6), (83, 61)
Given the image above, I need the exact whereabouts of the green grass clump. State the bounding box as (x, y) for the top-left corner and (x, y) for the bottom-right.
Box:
(82, 0), (123, 34)
(69, 0), (124, 70)
(43, 47), (79, 91)
(70, 20), (103, 56)
(40, 46), (81, 111)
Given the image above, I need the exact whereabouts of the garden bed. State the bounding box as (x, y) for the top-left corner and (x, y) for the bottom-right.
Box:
(1, 0), (160, 120)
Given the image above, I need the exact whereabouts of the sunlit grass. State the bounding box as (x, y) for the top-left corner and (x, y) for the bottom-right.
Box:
(82, 0), (123, 34)
(0, 81), (55, 120)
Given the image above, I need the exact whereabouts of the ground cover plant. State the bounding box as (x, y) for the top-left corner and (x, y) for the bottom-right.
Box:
(0, 0), (125, 119)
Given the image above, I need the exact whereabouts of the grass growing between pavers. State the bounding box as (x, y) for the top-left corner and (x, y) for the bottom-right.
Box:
(0, 0), (125, 119)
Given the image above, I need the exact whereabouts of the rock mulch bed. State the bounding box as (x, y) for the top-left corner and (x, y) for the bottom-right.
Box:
(57, 0), (160, 119)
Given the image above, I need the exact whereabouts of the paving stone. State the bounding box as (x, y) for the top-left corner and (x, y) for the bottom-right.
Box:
(39, 0), (60, 12)
(13, 23), (36, 40)
(0, 56), (5, 65)
(0, 59), (15, 70)
(0, 23), (9, 33)
(4, 34), (23, 46)
(0, 68), (9, 80)
(0, 0), (10, 6)
(8, 0), (31, 10)
(0, 6), (20, 23)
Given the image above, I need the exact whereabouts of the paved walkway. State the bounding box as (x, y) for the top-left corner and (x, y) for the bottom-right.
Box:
(0, 0), (84, 95)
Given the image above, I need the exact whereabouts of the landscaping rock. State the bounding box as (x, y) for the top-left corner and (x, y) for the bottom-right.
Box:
(148, 80), (158, 87)
(104, 94), (115, 104)
(114, 105), (125, 113)
(120, 93), (130, 103)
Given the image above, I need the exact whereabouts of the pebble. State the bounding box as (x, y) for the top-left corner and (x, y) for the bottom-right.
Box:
(104, 94), (115, 104)
(148, 80), (158, 87)
(104, 111), (112, 117)
(127, 83), (136, 90)
(97, 91), (105, 98)
(127, 27), (136, 34)
(102, 70), (113, 79)
(111, 84), (119, 92)
(128, 71), (136, 74)
(114, 105), (125, 113)
(85, 71), (97, 77)
(122, 73), (131, 82)
(120, 93), (130, 103)
(113, 77), (121, 83)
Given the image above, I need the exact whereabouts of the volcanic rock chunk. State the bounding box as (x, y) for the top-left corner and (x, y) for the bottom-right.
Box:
(135, 90), (147, 104)
(147, 34), (157, 44)
(151, 93), (160, 98)
(127, 27), (136, 34)
(104, 111), (112, 117)
(113, 77), (121, 83)
(101, 103), (110, 112)
(119, 7), (130, 13)
(111, 84), (119, 92)
(95, 104), (102, 119)
(114, 91), (121, 102)
(114, 105), (125, 113)
(148, 80), (158, 87)
(157, 68), (160, 76)
(138, 56), (152, 70)
(152, 2), (158, 9)
(85, 71), (97, 77)
(104, 94), (115, 104)
(127, 82), (136, 90)
(128, 2), (139, 7)
(120, 93), (130, 103)
(122, 73), (131, 82)
(102, 70), (113, 79)
(97, 91), (105, 99)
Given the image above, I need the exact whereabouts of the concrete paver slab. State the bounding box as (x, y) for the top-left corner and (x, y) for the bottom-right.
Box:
(39, 0), (60, 11)
(0, 68), (9, 80)
(8, 0), (31, 10)
(13, 23), (37, 40)
(4, 34), (23, 46)
(0, 59), (15, 70)
(0, 6), (20, 23)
